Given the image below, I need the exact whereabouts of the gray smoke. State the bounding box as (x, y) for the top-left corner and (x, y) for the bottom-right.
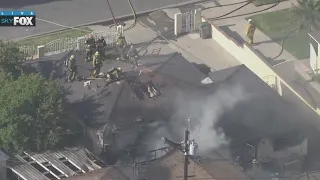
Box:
(144, 83), (251, 153)
(181, 84), (251, 153)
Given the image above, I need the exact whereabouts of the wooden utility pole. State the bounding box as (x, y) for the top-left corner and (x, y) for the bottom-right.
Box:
(184, 129), (189, 180)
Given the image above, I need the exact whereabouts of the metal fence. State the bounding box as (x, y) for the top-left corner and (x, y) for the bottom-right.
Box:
(19, 28), (117, 58)
(182, 11), (195, 33)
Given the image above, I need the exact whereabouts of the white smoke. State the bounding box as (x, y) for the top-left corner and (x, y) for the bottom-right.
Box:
(181, 84), (251, 153)
(144, 83), (251, 153)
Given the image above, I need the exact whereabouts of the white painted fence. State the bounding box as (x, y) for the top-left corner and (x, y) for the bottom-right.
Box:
(19, 28), (117, 59)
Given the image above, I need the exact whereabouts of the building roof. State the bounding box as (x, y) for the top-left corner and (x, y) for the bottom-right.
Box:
(140, 149), (214, 180)
(23, 51), (317, 174)
(24, 51), (313, 147)
(8, 147), (103, 180)
(23, 51), (209, 154)
(62, 167), (129, 180)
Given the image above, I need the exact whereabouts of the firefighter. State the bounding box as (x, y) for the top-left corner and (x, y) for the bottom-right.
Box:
(127, 43), (139, 68)
(105, 73), (112, 84)
(116, 32), (127, 61)
(68, 55), (77, 81)
(85, 45), (92, 62)
(92, 51), (102, 77)
(97, 36), (106, 56)
(246, 19), (256, 45)
(112, 67), (122, 80)
(85, 34), (96, 61)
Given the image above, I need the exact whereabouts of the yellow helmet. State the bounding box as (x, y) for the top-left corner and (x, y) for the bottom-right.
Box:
(70, 55), (75, 59)
(95, 51), (99, 56)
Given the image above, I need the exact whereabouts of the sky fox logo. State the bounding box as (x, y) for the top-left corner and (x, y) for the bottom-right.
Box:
(0, 16), (35, 26)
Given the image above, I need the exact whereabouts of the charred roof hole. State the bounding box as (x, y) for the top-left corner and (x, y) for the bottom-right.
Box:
(131, 81), (162, 100)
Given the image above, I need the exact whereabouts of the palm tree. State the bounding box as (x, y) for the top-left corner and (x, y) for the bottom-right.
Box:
(291, 0), (320, 31)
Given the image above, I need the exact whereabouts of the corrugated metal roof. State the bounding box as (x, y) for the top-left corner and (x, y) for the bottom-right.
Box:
(9, 147), (103, 180)
(31, 151), (76, 176)
(11, 163), (50, 180)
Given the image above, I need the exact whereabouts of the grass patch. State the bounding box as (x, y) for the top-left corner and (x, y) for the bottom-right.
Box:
(18, 27), (92, 46)
(252, 0), (287, 7)
(250, 8), (309, 60)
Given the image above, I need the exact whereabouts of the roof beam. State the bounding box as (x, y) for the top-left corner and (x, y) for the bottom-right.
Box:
(23, 152), (61, 179)
(9, 168), (28, 180)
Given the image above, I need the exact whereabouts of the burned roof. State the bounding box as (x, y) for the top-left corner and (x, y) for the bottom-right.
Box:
(8, 147), (104, 180)
(23, 51), (315, 153)
(23, 51), (209, 153)
(140, 149), (213, 180)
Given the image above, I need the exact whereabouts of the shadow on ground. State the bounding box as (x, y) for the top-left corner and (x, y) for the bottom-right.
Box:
(220, 24), (245, 45)
(0, 0), (71, 8)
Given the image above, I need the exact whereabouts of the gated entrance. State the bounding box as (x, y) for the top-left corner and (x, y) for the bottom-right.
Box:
(182, 11), (195, 33)
(174, 9), (201, 36)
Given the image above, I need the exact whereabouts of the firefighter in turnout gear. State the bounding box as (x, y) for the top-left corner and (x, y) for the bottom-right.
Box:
(112, 67), (122, 80)
(105, 73), (112, 84)
(107, 67), (123, 81)
(127, 43), (139, 68)
(116, 32), (127, 60)
(97, 36), (106, 56)
(246, 19), (256, 45)
(92, 51), (102, 77)
(85, 34), (96, 61)
(68, 55), (77, 81)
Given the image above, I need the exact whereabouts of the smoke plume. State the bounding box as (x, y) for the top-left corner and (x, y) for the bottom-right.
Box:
(144, 83), (251, 153)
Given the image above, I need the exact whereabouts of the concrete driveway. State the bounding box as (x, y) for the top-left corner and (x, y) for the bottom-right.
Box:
(0, 0), (207, 40)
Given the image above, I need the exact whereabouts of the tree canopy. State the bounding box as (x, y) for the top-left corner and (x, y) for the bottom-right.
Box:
(292, 0), (320, 31)
(0, 40), (70, 153)
(0, 72), (68, 152)
(0, 40), (25, 75)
